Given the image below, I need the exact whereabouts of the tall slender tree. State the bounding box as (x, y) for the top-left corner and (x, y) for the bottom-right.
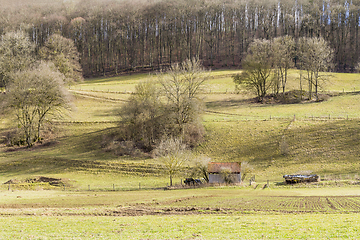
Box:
(298, 37), (333, 101)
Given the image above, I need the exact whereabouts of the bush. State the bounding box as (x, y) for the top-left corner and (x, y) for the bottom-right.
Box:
(1, 129), (25, 146)
(220, 168), (235, 184)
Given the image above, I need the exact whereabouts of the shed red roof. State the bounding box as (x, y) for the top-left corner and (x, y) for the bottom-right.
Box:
(208, 162), (241, 174)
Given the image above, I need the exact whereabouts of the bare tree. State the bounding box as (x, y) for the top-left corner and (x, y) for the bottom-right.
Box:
(190, 155), (210, 183)
(154, 137), (191, 186)
(0, 31), (35, 90)
(233, 39), (275, 102)
(298, 37), (333, 101)
(241, 162), (254, 182)
(32, 63), (72, 142)
(159, 58), (209, 136)
(5, 63), (71, 147)
(119, 59), (208, 152)
(39, 34), (83, 84)
(272, 36), (295, 96)
(120, 79), (164, 151)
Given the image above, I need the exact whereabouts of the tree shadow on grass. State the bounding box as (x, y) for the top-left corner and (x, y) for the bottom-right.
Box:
(205, 98), (256, 109)
(0, 127), (163, 178)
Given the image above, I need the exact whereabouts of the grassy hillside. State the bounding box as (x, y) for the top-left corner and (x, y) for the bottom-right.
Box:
(1, 70), (360, 188)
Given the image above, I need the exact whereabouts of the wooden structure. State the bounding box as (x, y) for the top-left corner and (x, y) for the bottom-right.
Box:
(208, 162), (241, 184)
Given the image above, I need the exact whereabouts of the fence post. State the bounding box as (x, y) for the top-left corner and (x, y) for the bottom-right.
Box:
(113, 184), (115, 191)
(88, 185), (90, 191)
(139, 183), (141, 190)
(8, 183), (10, 191)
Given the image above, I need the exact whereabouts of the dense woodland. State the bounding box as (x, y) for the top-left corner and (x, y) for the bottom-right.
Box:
(0, 0), (359, 77)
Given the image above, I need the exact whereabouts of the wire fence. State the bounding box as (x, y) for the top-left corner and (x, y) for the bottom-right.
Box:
(3, 174), (360, 192)
(205, 110), (360, 122)
(1, 179), (206, 192)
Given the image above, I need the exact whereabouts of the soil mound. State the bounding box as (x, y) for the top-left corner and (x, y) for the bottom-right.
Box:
(4, 176), (69, 187)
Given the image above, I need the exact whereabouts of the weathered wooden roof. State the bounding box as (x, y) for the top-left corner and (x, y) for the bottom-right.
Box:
(208, 162), (241, 174)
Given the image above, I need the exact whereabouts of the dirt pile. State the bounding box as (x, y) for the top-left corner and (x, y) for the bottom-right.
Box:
(3, 176), (71, 188)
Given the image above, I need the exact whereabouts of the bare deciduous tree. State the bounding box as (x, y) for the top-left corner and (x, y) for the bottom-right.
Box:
(120, 79), (164, 151)
(233, 39), (275, 102)
(39, 34), (83, 84)
(0, 31), (35, 89)
(190, 155), (210, 183)
(273, 36), (295, 96)
(241, 162), (254, 182)
(159, 58), (209, 136)
(5, 63), (71, 147)
(154, 137), (191, 186)
(298, 37), (333, 101)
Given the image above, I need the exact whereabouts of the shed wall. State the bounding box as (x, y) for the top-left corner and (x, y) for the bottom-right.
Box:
(209, 173), (241, 184)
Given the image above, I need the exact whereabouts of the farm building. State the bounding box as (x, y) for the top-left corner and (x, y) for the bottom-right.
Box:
(208, 162), (241, 184)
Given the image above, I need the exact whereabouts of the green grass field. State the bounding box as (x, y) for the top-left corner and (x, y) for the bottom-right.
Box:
(1, 214), (359, 239)
(0, 188), (360, 239)
(1, 69), (360, 184)
(1, 69), (360, 238)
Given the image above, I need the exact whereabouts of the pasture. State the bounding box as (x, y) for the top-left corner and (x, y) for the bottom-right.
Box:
(1, 188), (360, 239)
(1, 69), (360, 238)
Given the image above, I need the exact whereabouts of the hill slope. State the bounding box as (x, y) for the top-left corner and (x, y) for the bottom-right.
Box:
(1, 70), (360, 187)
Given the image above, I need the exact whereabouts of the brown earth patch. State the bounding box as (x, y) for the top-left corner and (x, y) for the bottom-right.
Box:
(1, 195), (360, 216)
(3, 176), (71, 187)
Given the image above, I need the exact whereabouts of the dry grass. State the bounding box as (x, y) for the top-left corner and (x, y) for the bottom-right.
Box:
(1, 70), (360, 186)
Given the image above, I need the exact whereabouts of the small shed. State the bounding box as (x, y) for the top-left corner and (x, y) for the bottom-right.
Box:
(208, 162), (241, 184)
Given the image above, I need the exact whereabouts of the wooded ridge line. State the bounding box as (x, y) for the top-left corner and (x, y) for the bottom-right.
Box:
(0, 0), (358, 77)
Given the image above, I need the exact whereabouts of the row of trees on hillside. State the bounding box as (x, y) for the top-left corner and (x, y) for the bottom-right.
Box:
(0, 0), (359, 77)
(0, 31), (82, 147)
(233, 36), (333, 102)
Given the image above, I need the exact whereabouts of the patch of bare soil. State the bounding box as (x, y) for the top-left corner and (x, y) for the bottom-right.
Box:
(109, 206), (232, 216)
(4, 176), (70, 187)
(1, 193), (360, 216)
(100, 195), (360, 216)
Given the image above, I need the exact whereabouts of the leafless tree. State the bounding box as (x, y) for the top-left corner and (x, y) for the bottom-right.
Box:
(39, 34), (83, 84)
(233, 39), (275, 102)
(273, 36), (295, 96)
(0, 31), (35, 89)
(120, 79), (164, 151)
(159, 58), (209, 136)
(298, 37), (334, 101)
(154, 137), (191, 187)
(4, 63), (71, 147)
